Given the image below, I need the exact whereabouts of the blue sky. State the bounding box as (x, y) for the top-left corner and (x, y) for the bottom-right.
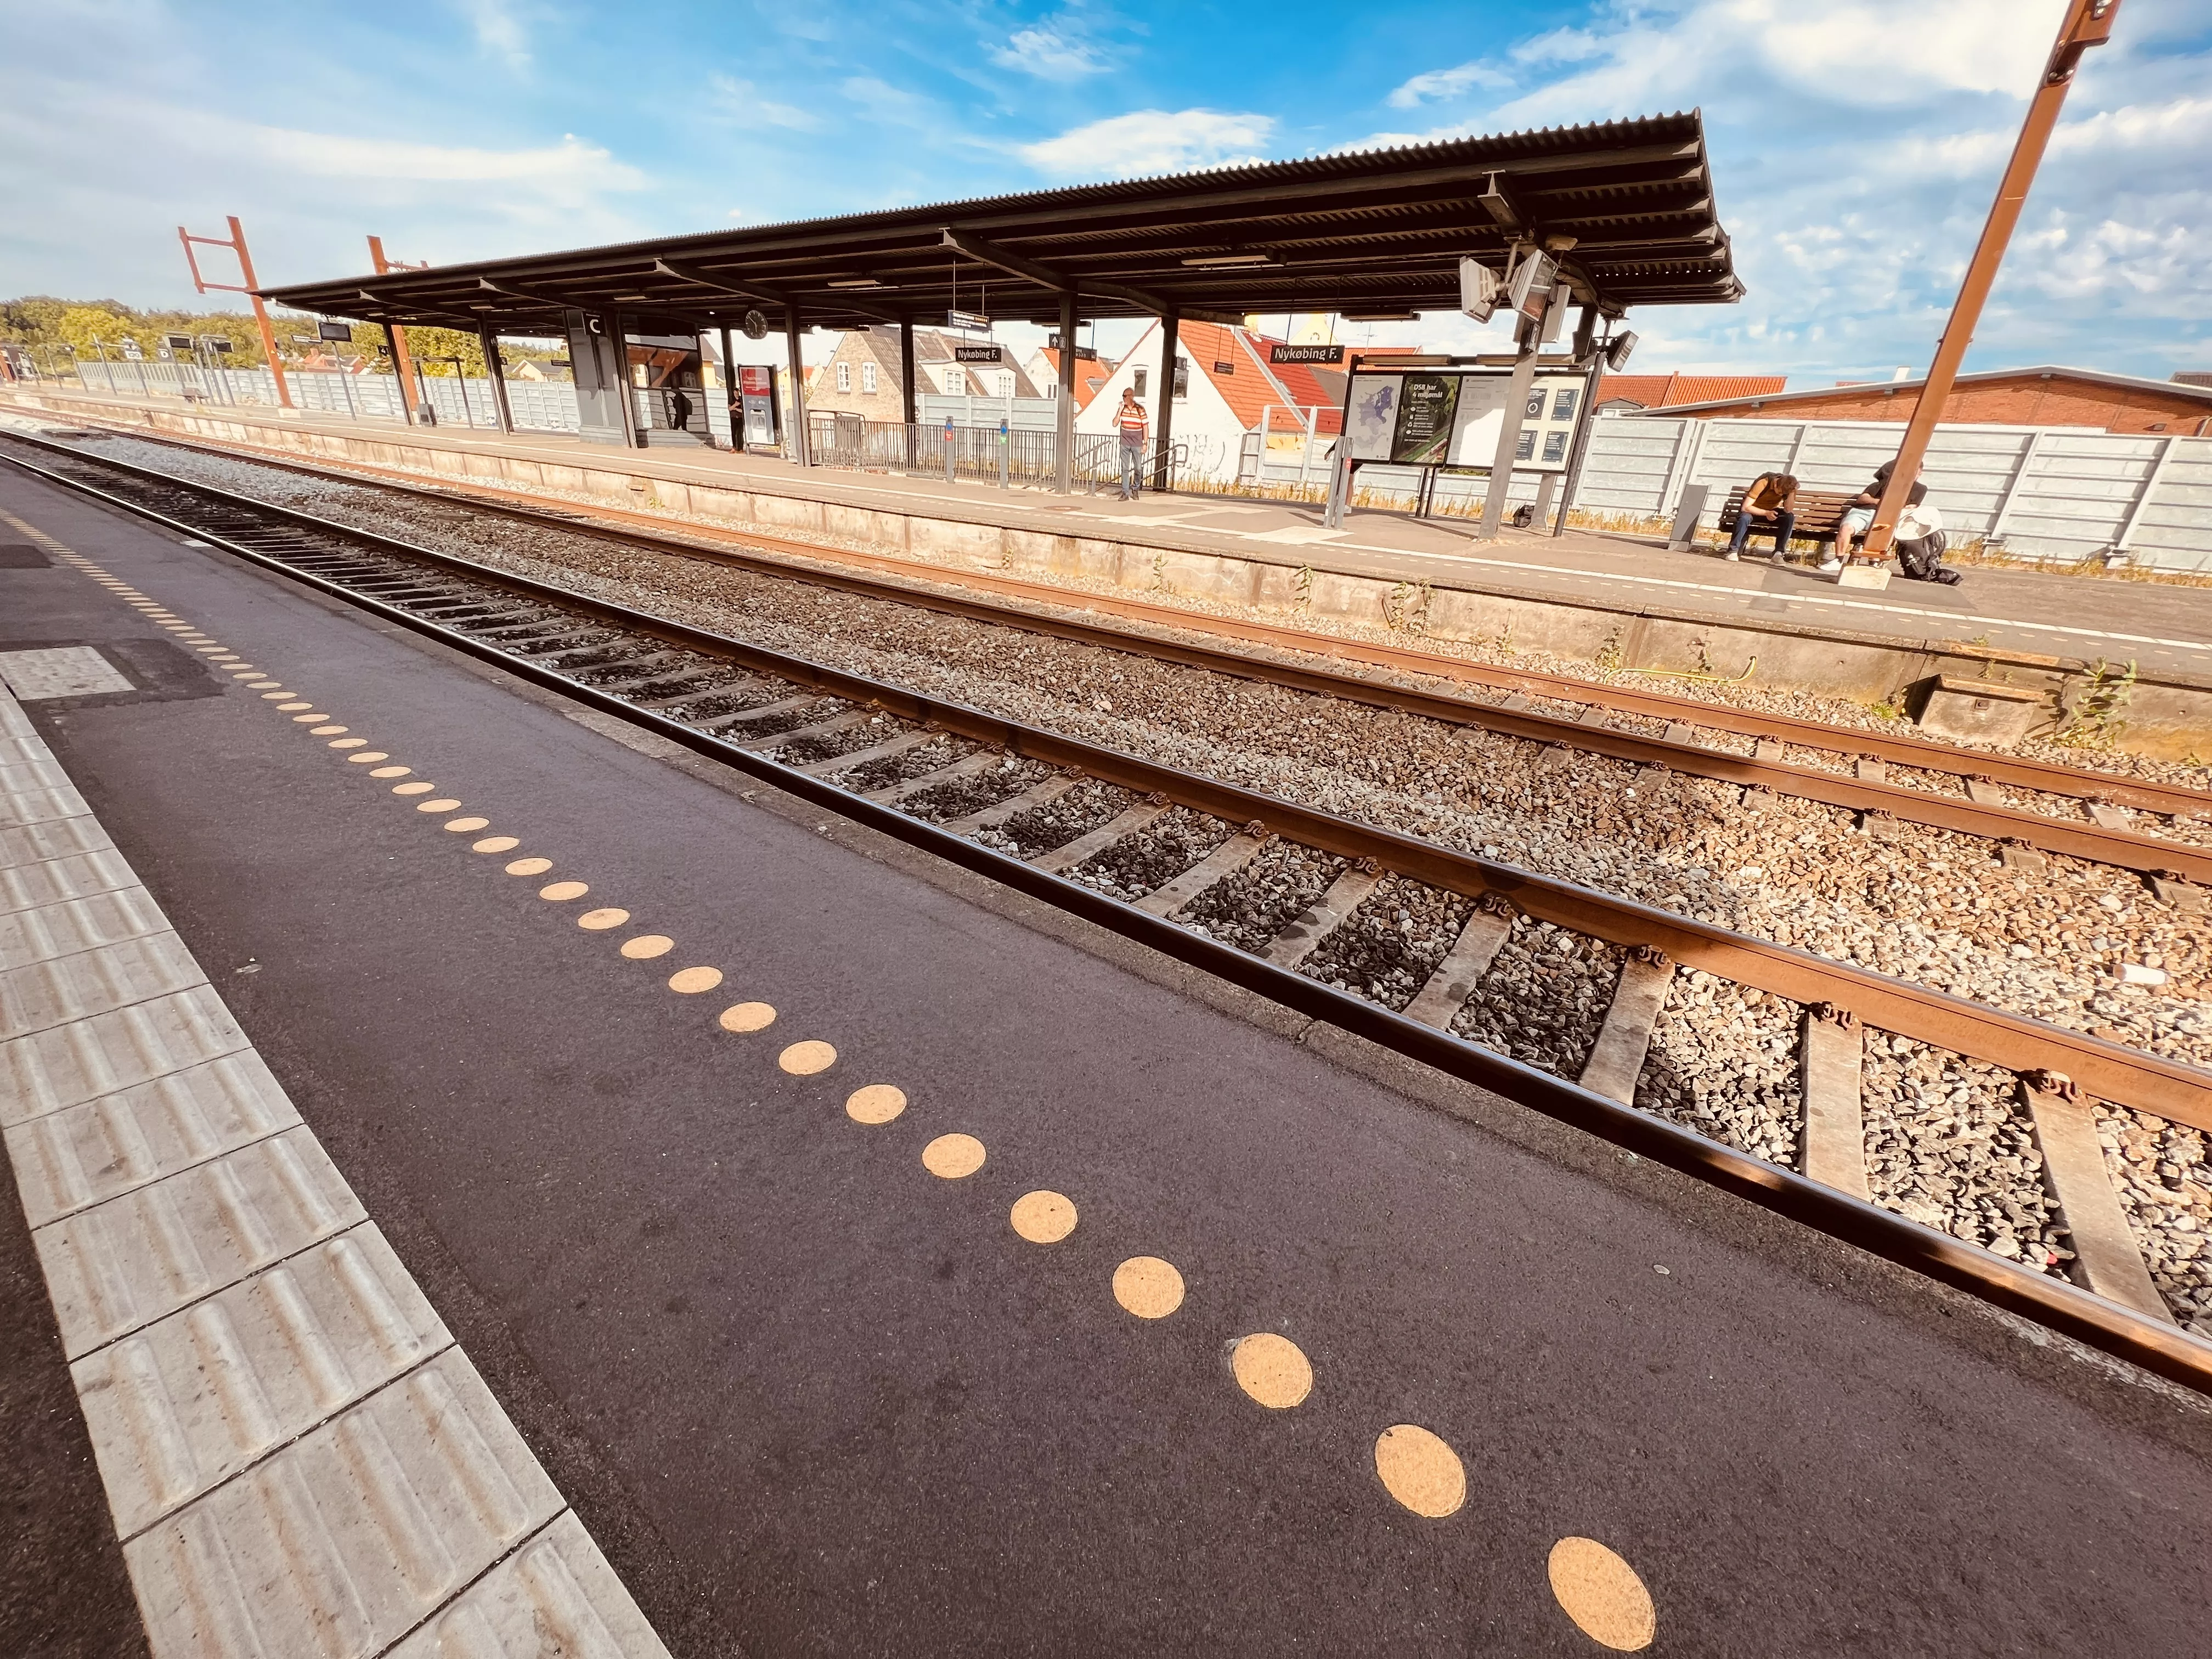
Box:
(4, 0), (2208, 382)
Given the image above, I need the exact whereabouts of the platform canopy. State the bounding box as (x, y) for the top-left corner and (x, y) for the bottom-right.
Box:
(264, 111), (1740, 337)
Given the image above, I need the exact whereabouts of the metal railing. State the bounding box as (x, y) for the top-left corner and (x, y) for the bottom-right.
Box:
(804, 415), (1184, 493)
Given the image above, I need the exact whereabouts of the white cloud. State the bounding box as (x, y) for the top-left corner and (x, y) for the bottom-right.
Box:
(988, 25), (1108, 80)
(707, 74), (821, 132)
(456, 0), (530, 72)
(1018, 109), (1274, 179)
(1386, 60), (1512, 108)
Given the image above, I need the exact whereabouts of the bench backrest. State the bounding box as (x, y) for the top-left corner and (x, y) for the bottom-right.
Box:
(1717, 484), (1860, 535)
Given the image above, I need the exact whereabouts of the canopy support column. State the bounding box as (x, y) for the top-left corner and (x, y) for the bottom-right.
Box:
(476, 324), (514, 434)
(719, 327), (738, 448)
(1056, 292), (1077, 494)
(785, 306), (810, 467)
(1151, 312), (1180, 492)
(1477, 319), (1541, 540)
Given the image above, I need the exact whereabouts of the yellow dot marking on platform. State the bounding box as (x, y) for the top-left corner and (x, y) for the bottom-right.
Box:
(292, 714), (329, 724)
(355, 757), (397, 768)
(261, 692), (294, 701)
(668, 966), (723, 994)
(1231, 1334), (1312, 1409)
(415, 798), (462, 812)
(1548, 1539), (1655, 1652)
(719, 1002), (776, 1033)
(311, 726), (347, 736)
(506, 856), (553, 875)
(539, 880), (589, 900)
(620, 934), (675, 960)
(276, 701), (312, 711)
(777, 1039), (836, 1074)
(444, 816), (489, 832)
(473, 836), (520, 854)
(392, 782), (435, 796)
(845, 1085), (906, 1124)
(1112, 1257), (1185, 1319)
(922, 1133), (986, 1179)
(199, 647), (232, 655)
(1010, 1190), (1077, 1244)
(246, 680), (280, 688)
(1374, 1426), (1466, 1519)
(577, 908), (629, 930)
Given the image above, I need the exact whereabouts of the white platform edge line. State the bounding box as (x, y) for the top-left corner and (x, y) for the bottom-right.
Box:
(0, 673), (670, 1657)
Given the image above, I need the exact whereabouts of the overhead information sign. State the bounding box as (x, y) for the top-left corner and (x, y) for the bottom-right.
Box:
(946, 309), (991, 332)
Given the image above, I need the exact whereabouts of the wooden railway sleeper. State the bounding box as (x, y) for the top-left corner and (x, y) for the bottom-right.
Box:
(2021, 1071), (2171, 1321)
(1579, 947), (1675, 1105)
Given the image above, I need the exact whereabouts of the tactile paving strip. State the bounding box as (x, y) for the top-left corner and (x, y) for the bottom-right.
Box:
(0, 681), (669, 1658)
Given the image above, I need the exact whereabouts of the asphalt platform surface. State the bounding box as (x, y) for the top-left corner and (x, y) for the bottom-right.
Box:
(5, 461), (2212, 1657)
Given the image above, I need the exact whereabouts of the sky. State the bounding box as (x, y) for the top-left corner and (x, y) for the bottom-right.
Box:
(3, 0), (2208, 382)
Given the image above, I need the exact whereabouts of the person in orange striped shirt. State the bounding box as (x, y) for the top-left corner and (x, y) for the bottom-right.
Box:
(1115, 388), (1149, 500)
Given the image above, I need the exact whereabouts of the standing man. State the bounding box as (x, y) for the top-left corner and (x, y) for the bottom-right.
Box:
(1115, 387), (1149, 501)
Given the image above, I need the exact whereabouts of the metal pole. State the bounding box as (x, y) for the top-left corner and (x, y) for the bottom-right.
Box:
(1151, 311), (1180, 492)
(1861, 0), (2120, 561)
(1477, 318), (1543, 539)
(477, 325), (514, 433)
(1056, 291), (1077, 494)
(784, 307), (810, 466)
(366, 236), (422, 423)
(217, 217), (292, 409)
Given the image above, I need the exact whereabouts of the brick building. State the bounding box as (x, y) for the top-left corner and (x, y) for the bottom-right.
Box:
(1655, 366), (2212, 435)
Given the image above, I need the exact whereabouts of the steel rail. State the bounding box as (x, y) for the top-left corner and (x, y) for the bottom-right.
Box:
(12, 441), (2210, 1399)
(11, 442), (2210, 1133)
(11, 417), (2210, 837)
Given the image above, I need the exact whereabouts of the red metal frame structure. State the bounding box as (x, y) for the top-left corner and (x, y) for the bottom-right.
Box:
(368, 235), (427, 422)
(1861, 0), (2120, 561)
(177, 216), (292, 408)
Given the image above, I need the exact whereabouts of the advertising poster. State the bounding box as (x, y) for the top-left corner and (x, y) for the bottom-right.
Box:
(1391, 373), (1460, 465)
(1445, 374), (1519, 468)
(1345, 374), (1402, 461)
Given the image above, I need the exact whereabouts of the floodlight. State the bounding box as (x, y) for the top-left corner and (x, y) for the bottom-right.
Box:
(1604, 330), (1639, 371)
(1538, 284), (1572, 345)
(1506, 251), (1558, 319)
(1458, 257), (1499, 322)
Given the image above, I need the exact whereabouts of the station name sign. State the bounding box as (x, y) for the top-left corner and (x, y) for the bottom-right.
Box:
(953, 345), (1003, 364)
(1269, 344), (1344, 364)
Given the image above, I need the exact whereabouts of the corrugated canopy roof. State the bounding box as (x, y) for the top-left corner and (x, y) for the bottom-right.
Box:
(264, 111), (1741, 337)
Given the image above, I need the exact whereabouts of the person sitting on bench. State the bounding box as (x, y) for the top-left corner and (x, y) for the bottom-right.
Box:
(1822, 460), (1925, 571)
(1724, 471), (1799, 562)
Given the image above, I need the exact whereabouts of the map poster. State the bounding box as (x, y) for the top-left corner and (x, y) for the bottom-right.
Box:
(1344, 374), (1402, 461)
(1392, 373), (1459, 465)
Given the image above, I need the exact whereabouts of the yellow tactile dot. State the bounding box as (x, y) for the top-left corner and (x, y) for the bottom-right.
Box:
(506, 856), (554, 876)
(778, 1039), (837, 1074)
(276, 701), (312, 711)
(331, 739), (368, 749)
(718, 1001), (776, 1033)
(845, 1084), (906, 1124)
(393, 782), (435, 796)
(922, 1133), (986, 1179)
(1112, 1256), (1185, 1319)
(246, 680), (280, 688)
(292, 714), (330, 724)
(1231, 1333), (1312, 1409)
(197, 646), (229, 654)
(539, 880), (589, 900)
(577, 908), (630, 930)
(444, 816), (489, 832)
(1548, 1539), (1655, 1652)
(266, 695), (302, 703)
(621, 934), (675, 960)
(1374, 1425), (1466, 1519)
(354, 756), (396, 766)
(1010, 1190), (1077, 1244)
(415, 798), (462, 812)
(668, 966), (723, 994)
(311, 726), (347, 736)
(472, 836), (520, 853)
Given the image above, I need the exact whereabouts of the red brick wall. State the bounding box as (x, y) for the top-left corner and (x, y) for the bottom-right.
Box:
(1703, 374), (2212, 434)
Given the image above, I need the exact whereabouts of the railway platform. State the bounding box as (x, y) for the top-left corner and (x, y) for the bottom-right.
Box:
(7, 459), (2212, 1656)
(10, 388), (2212, 735)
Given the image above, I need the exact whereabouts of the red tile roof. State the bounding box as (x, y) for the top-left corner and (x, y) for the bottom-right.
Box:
(1034, 347), (1116, 411)
(1596, 372), (1787, 408)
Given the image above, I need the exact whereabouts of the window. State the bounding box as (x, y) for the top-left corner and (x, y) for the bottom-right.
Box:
(996, 371), (1014, 398)
(1515, 428), (1537, 461)
(1173, 356), (1189, 399)
(861, 360), (877, 394)
(1132, 366), (1148, 397)
(1542, 429), (1569, 464)
(835, 362), (851, 393)
(1043, 381), (1057, 400)
(945, 368), (965, 395)
(1551, 388), (1579, 421)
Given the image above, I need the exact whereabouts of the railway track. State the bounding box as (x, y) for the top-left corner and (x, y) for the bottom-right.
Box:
(11, 418), (2212, 893)
(9, 435), (2212, 1392)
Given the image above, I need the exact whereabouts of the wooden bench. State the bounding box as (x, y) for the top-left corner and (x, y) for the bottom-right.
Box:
(1714, 486), (1862, 557)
